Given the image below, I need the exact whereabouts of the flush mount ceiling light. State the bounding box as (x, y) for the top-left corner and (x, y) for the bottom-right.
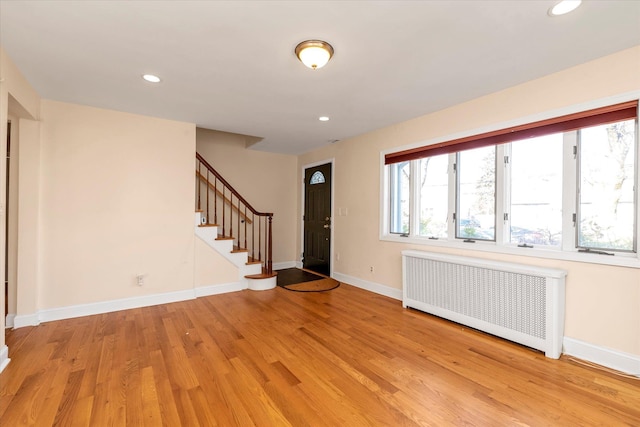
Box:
(295, 40), (334, 70)
(548, 0), (582, 16)
(318, 116), (330, 121)
(142, 74), (161, 83)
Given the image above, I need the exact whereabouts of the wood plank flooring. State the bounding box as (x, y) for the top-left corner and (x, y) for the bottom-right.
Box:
(1, 283), (639, 426)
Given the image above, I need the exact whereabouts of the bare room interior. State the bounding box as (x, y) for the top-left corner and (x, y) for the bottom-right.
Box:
(0, 1), (639, 425)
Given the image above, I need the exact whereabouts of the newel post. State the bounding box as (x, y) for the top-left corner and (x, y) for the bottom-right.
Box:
(267, 215), (273, 274)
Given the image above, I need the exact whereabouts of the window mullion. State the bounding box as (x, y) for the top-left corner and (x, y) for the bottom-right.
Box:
(448, 153), (457, 240)
(562, 131), (578, 252)
(635, 118), (639, 255)
(499, 144), (511, 245)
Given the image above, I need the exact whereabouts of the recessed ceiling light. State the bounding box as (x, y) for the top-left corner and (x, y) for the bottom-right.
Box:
(319, 116), (330, 122)
(548, 0), (582, 16)
(142, 74), (161, 83)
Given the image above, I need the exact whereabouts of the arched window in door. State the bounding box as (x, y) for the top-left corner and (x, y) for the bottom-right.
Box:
(310, 171), (326, 184)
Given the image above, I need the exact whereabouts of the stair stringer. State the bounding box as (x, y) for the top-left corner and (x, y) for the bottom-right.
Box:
(194, 212), (276, 291)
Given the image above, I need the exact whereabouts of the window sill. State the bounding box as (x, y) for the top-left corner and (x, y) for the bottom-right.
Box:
(380, 234), (640, 269)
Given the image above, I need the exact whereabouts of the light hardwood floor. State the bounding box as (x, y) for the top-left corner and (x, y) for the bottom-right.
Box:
(1, 283), (639, 426)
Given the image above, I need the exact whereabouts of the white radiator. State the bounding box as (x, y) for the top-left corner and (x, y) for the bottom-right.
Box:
(402, 250), (567, 358)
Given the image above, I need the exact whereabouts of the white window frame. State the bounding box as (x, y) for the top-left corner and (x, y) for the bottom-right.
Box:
(380, 92), (640, 268)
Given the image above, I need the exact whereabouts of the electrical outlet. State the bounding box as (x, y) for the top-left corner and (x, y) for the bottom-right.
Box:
(370, 266), (374, 273)
(137, 274), (145, 286)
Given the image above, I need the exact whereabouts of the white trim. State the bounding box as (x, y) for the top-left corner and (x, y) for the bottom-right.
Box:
(301, 158), (336, 276)
(12, 289), (197, 328)
(0, 345), (10, 374)
(13, 312), (40, 328)
(563, 337), (640, 377)
(273, 261), (297, 270)
(194, 282), (245, 297)
(381, 233), (640, 268)
(9, 275), (269, 329)
(5, 313), (15, 329)
(333, 271), (403, 300)
(247, 275), (277, 291)
(38, 289), (196, 323)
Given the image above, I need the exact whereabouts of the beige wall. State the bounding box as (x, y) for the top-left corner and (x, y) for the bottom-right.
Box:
(15, 118), (41, 318)
(0, 47), (41, 354)
(196, 128), (298, 263)
(38, 100), (196, 308)
(298, 46), (640, 357)
(194, 238), (239, 287)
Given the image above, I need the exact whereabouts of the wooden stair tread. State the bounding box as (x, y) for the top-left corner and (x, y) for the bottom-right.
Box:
(245, 272), (277, 279)
(231, 248), (249, 253)
(198, 223), (219, 227)
(246, 260), (263, 265)
(215, 236), (234, 241)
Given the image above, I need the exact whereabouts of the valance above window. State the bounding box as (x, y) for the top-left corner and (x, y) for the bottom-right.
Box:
(384, 100), (638, 165)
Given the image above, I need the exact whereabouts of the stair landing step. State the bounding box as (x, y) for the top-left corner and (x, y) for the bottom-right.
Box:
(245, 272), (278, 280)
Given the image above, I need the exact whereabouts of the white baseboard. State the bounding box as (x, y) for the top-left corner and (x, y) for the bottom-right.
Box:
(295, 261), (303, 269)
(274, 261), (297, 270)
(39, 289), (197, 324)
(13, 312), (40, 328)
(0, 345), (10, 374)
(5, 313), (16, 329)
(195, 281), (245, 297)
(12, 289), (197, 328)
(563, 337), (640, 377)
(9, 279), (264, 329)
(333, 272), (403, 300)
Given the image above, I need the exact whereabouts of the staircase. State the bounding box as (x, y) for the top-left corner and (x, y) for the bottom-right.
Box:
(195, 153), (277, 290)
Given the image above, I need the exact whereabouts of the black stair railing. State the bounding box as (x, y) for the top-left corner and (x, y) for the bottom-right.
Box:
(196, 153), (273, 275)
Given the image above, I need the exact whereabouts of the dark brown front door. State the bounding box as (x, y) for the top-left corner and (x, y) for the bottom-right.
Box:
(303, 163), (331, 276)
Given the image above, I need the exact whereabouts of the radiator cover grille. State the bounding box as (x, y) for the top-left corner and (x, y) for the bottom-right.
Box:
(402, 250), (566, 358)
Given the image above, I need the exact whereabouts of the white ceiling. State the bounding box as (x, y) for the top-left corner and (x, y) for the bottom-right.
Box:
(1, 1), (639, 155)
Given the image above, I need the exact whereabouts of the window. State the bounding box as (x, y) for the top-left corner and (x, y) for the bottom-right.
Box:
(456, 146), (496, 241)
(389, 161), (410, 234)
(418, 155), (449, 238)
(577, 119), (636, 251)
(509, 134), (563, 246)
(384, 100), (639, 261)
(310, 171), (326, 184)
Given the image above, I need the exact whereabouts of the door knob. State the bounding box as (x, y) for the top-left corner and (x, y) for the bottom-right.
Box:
(323, 224), (330, 229)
